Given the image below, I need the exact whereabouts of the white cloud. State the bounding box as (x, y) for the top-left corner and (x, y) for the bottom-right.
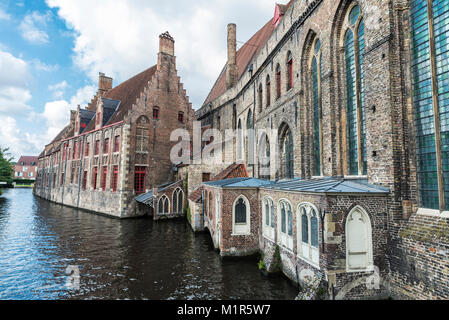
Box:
(0, 50), (32, 116)
(31, 59), (59, 72)
(19, 11), (51, 44)
(48, 80), (68, 98)
(46, 0), (275, 108)
(0, 8), (10, 20)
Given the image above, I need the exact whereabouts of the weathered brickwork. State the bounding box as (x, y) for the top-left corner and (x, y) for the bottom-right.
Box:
(193, 0), (449, 299)
(34, 32), (195, 219)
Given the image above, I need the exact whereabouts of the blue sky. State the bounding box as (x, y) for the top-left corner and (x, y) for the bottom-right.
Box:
(0, 0), (276, 160)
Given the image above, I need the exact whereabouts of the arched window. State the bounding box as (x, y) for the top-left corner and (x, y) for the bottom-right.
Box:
(344, 4), (367, 176)
(279, 124), (294, 179)
(297, 203), (320, 266)
(233, 196), (251, 235)
(258, 134), (271, 180)
(266, 75), (271, 107)
(158, 195), (170, 215)
(410, 0), (449, 210)
(258, 83), (263, 113)
(311, 38), (322, 176)
(208, 191), (213, 220)
(237, 119), (243, 161)
(263, 197), (275, 240)
(173, 188), (184, 214)
(278, 200), (293, 250)
(286, 51), (293, 91)
(276, 64), (281, 100)
(246, 109), (254, 165)
(346, 206), (373, 272)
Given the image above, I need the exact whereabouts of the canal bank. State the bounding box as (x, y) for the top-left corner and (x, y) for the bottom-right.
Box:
(0, 188), (298, 300)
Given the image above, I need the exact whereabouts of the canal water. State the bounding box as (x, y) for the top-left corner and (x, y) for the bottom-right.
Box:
(0, 189), (298, 300)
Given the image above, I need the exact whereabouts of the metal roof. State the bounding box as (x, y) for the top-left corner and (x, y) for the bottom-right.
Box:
(261, 177), (390, 194)
(203, 177), (273, 188)
(203, 176), (389, 194)
(135, 190), (154, 206)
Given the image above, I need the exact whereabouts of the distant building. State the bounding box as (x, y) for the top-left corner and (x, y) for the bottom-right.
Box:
(14, 156), (38, 180)
(34, 32), (195, 218)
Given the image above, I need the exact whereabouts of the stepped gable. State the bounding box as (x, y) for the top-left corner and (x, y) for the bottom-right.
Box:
(84, 65), (157, 132)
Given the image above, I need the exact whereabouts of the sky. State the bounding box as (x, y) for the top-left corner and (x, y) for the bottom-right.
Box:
(0, 0), (277, 161)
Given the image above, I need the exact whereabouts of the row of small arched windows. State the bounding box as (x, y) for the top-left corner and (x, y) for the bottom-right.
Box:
(157, 188), (184, 215)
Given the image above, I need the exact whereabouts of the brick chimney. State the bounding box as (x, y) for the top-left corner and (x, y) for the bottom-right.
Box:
(98, 72), (113, 95)
(226, 23), (238, 89)
(159, 31), (175, 56)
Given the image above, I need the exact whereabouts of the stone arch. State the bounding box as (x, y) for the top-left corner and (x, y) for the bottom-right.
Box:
(136, 115), (150, 125)
(278, 122), (294, 179)
(345, 205), (374, 272)
(232, 195), (251, 235)
(158, 195), (170, 214)
(172, 187), (184, 214)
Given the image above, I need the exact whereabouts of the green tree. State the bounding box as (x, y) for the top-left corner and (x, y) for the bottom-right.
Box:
(0, 147), (14, 186)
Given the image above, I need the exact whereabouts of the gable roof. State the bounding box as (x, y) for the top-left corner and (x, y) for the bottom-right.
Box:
(16, 156), (38, 166)
(203, 19), (275, 106)
(202, 1), (294, 106)
(84, 65), (157, 132)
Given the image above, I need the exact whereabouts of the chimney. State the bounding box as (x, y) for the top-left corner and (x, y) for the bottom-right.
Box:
(98, 72), (113, 95)
(226, 23), (238, 89)
(159, 31), (175, 56)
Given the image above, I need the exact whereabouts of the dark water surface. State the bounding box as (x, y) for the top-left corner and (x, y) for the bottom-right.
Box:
(0, 189), (298, 300)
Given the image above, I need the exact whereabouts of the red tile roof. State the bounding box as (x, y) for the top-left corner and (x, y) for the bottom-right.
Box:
(17, 156), (38, 166)
(203, 20), (274, 106)
(84, 65), (157, 132)
(202, 1), (293, 106)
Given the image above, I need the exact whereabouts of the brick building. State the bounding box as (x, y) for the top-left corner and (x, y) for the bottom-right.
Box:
(185, 0), (449, 300)
(34, 32), (195, 218)
(14, 156), (38, 180)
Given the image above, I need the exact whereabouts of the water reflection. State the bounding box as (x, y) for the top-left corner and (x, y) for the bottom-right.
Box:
(0, 189), (297, 300)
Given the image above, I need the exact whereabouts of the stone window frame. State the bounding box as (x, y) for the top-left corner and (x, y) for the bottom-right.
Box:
(158, 195), (170, 215)
(279, 122), (294, 179)
(277, 198), (294, 252)
(410, 0), (449, 213)
(257, 131), (271, 180)
(340, 2), (367, 177)
(275, 63), (282, 100)
(262, 196), (275, 241)
(172, 187), (184, 214)
(297, 202), (320, 268)
(266, 75), (271, 108)
(345, 205), (374, 273)
(286, 50), (293, 91)
(232, 195), (251, 236)
(310, 37), (323, 177)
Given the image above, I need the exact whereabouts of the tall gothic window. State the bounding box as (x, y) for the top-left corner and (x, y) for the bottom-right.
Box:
(298, 203), (320, 265)
(258, 134), (271, 180)
(278, 200), (293, 250)
(258, 83), (263, 113)
(344, 4), (367, 176)
(263, 198), (275, 240)
(158, 195), (170, 215)
(246, 109), (254, 165)
(411, 0), (449, 210)
(276, 64), (282, 99)
(312, 38), (322, 176)
(280, 124), (294, 179)
(287, 51), (293, 90)
(173, 188), (184, 214)
(266, 75), (271, 107)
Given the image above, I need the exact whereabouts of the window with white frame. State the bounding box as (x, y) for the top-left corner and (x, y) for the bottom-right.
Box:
(158, 195), (170, 215)
(262, 197), (275, 240)
(346, 206), (373, 272)
(232, 196), (251, 235)
(172, 188), (184, 214)
(278, 200), (293, 250)
(298, 203), (319, 266)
